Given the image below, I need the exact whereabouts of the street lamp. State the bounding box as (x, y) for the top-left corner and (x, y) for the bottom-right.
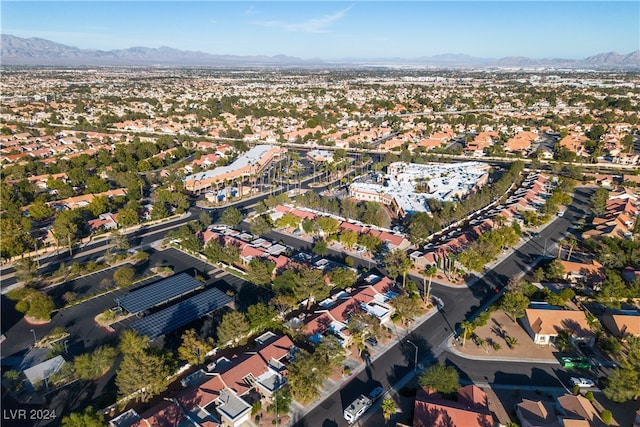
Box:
(407, 340), (418, 372)
(30, 329), (37, 347)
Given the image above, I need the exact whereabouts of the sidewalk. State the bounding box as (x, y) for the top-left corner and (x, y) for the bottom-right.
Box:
(445, 309), (559, 363)
(287, 303), (441, 426)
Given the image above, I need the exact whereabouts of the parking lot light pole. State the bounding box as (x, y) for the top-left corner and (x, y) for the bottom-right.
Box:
(407, 340), (418, 372)
(30, 329), (37, 347)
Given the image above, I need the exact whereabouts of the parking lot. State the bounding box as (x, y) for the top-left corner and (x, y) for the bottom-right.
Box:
(0, 247), (238, 365)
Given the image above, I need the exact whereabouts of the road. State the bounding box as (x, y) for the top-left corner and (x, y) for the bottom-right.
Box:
(295, 187), (592, 427)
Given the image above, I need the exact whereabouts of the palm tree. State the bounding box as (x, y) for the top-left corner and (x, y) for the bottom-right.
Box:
(555, 329), (573, 352)
(401, 257), (414, 289)
(381, 398), (396, 423)
(423, 265), (437, 302)
(460, 320), (474, 347)
(557, 238), (566, 259)
(505, 336), (519, 349)
(566, 237), (577, 261)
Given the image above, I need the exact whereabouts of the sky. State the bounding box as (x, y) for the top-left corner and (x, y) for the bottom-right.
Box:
(2, 1), (639, 59)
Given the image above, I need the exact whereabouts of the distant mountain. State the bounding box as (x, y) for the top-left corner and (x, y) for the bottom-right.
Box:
(0, 34), (320, 66)
(582, 51), (640, 67)
(1, 34), (639, 69)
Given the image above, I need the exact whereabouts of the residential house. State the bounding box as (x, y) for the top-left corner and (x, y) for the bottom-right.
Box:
(413, 385), (494, 427)
(558, 260), (605, 284)
(522, 308), (595, 346)
(160, 334), (295, 427)
(516, 399), (560, 427)
(556, 394), (607, 426)
(601, 312), (640, 338)
(517, 394), (608, 427)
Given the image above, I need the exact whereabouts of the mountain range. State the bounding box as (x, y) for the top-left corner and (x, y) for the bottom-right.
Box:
(2, 34), (639, 69)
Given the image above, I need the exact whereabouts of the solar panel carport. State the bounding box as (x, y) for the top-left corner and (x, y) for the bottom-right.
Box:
(115, 273), (203, 314)
(130, 287), (233, 339)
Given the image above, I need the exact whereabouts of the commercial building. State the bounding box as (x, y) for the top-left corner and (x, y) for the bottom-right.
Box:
(349, 162), (490, 217)
(184, 144), (284, 194)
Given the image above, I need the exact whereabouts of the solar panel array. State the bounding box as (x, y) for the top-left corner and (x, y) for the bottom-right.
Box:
(130, 287), (233, 339)
(115, 273), (203, 314)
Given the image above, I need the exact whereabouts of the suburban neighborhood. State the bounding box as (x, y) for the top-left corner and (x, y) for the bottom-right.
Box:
(1, 62), (639, 427)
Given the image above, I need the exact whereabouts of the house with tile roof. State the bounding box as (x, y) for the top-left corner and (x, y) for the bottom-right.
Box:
(413, 385), (494, 427)
(601, 312), (640, 338)
(516, 398), (561, 427)
(522, 308), (595, 346)
(137, 333), (296, 427)
(517, 394), (608, 427)
(558, 260), (605, 284)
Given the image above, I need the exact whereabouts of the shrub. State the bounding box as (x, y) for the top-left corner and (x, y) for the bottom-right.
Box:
(584, 391), (594, 401)
(600, 409), (612, 425)
(251, 401), (262, 416)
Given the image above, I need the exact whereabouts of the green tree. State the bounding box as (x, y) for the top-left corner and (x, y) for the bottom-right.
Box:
(390, 294), (422, 326)
(199, 211), (212, 228)
(382, 398), (396, 422)
(29, 198), (54, 221)
(74, 346), (118, 380)
(418, 363), (459, 394)
(423, 265), (437, 301)
(408, 212), (442, 243)
(500, 291), (530, 322)
(317, 216), (340, 236)
(505, 336), (519, 349)
(384, 249), (410, 285)
(250, 214), (272, 236)
(288, 350), (325, 402)
(115, 331), (174, 403)
(116, 348), (173, 403)
(220, 207), (243, 227)
(247, 302), (278, 333)
(217, 311), (250, 347)
(13, 257), (38, 284)
(460, 320), (475, 347)
(589, 187), (609, 216)
(314, 335), (347, 369)
(603, 367), (640, 402)
(555, 329), (573, 352)
(312, 239), (328, 256)
(61, 406), (105, 427)
(53, 209), (83, 255)
(87, 196), (110, 217)
(113, 266), (135, 288)
(339, 229), (358, 249)
(359, 233), (382, 253)
(246, 258), (275, 286)
(86, 175), (109, 194)
(178, 329), (213, 365)
(117, 207), (139, 227)
(329, 267), (358, 289)
(15, 290), (55, 321)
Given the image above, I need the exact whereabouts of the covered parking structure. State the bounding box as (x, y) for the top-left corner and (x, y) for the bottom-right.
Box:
(114, 273), (203, 315)
(130, 287), (233, 339)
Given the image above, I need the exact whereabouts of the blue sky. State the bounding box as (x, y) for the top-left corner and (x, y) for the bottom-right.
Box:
(2, 2), (638, 59)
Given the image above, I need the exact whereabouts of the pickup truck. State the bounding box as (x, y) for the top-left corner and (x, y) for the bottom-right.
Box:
(343, 387), (385, 424)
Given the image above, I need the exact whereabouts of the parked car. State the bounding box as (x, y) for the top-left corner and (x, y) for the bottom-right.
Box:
(368, 386), (385, 401)
(366, 337), (378, 346)
(431, 296), (444, 310)
(570, 377), (595, 388)
(561, 357), (592, 370)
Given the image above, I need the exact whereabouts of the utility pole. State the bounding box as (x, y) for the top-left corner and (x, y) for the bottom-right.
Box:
(407, 340), (418, 372)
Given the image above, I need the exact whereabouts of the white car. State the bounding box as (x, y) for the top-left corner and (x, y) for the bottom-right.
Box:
(570, 377), (595, 388)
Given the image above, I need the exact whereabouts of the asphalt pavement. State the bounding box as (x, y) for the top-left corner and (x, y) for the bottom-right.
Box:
(295, 186), (592, 427)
